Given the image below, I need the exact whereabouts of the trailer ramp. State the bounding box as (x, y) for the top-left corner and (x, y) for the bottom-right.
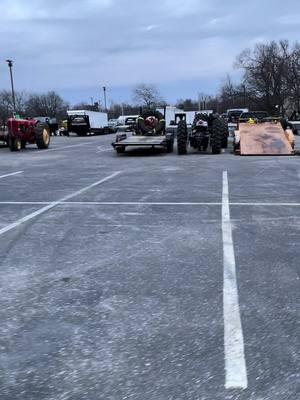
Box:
(236, 122), (295, 156)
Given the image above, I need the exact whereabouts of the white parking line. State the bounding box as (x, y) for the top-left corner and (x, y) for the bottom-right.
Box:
(0, 171), (23, 180)
(0, 201), (222, 206)
(0, 171), (121, 237)
(96, 145), (113, 153)
(43, 142), (98, 154)
(222, 171), (248, 389)
(230, 202), (300, 206)
(0, 201), (299, 206)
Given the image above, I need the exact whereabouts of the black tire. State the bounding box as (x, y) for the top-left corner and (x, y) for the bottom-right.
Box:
(177, 120), (188, 155)
(35, 122), (50, 149)
(166, 139), (174, 153)
(221, 136), (228, 149)
(9, 136), (21, 152)
(211, 118), (223, 154)
(116, 146), (125, 154)
(137, 110), (165, 135)
(202, 137), (209, 152)
(221, 120), (229, 149)
(21, 140), (26, 149)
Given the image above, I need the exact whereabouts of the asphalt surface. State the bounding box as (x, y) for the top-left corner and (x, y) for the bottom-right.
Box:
(0, 133), (299, 400)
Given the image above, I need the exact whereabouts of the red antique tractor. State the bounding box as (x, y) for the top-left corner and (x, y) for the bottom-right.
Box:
(7, 117), (50, 151)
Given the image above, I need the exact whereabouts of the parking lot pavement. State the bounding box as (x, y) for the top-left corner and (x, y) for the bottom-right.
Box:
(0, 135), (299, 400)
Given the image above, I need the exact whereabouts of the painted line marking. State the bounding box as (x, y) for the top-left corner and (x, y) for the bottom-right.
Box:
(43, 141), (99, 153)
(222, 171), (248, 389)
(0, 201), (299, 206)
(0, 171), (121, 237)
(0, 171), (23, 180)
(0, 201), (222, 206)
(96, 145), (113, 153)
(230, 202), (300, 206)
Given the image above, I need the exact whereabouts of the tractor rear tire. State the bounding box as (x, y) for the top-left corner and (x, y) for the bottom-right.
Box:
(221, 136), (228, 149)
(221, 120), (229, 149)
(9, 136), (21, 152)
(211, 118), (223, 154)
(35, 123), (50, 149)
(177, 120), (188, 155)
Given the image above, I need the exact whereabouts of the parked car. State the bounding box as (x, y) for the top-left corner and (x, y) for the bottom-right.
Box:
(288, 111), (300, 135)
(108, 119), (118, 133)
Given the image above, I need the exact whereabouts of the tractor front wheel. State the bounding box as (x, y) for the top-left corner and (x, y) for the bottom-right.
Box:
(177, 120), (188, 155)
(9, 136), (21, 152)
(211, 118), (223, 154)
(35, 122), (50, 149)
(221, 119), (229, 149)
(116, 146), (125, 153)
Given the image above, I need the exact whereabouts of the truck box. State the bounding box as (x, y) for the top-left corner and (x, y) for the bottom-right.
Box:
(67, 110), (109, 136)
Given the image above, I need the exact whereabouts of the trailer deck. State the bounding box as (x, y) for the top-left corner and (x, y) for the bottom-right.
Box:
(235, 122), (295, 156)
(112, 135), (169, 153)
(113, 136), (167, 147)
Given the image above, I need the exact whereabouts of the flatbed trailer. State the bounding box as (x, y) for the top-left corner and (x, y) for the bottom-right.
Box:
(112, 108), (174, 154)
(234, 122), (295, 156)
(112, 135), (172, 153)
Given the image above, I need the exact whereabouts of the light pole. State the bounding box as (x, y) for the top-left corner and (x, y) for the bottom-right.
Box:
(6, 59), (16, 113)
(102, 86), (107, 112)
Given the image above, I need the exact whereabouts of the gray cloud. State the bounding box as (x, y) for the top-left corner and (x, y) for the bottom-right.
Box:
(0, 0), (299, 100)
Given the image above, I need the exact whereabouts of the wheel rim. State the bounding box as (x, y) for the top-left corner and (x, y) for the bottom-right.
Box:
(43, 129), (50, 144)
(16, 140), (21, 150)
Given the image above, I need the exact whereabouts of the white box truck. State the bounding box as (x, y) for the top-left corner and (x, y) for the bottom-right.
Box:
(67, 110), (109, 136)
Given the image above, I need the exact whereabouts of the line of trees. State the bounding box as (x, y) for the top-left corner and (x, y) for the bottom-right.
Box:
(177, 40), (300, 116)
(222, 40), (300, 115)
(0, 90), (69, 126)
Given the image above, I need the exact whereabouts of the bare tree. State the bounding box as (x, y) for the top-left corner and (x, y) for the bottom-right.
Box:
(132, 83), (164, 108)
(0, 90), (28, 125)
(72, 102), (100, 112)
(235, 40), (291, 115)
(26, 91), (69, 120)
(288, 43), (300, 112)
(176, 98), (198, 111)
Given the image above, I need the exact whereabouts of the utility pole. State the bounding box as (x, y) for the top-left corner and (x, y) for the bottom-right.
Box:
(6, 59), (16, 113)
(102, 86), (107, 112)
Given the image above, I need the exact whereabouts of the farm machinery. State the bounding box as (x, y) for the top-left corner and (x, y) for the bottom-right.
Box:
(112, 109), (174, 154)
(6, 117), (50, 151)
(177, 112), (228, 155)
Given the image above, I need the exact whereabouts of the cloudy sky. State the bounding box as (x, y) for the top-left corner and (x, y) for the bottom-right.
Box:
(0, 0), (299, 105)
